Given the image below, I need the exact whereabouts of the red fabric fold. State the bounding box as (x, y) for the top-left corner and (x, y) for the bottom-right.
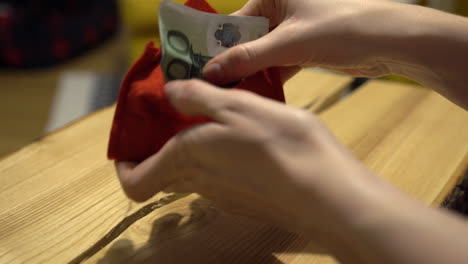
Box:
(108, 0), (285, 162)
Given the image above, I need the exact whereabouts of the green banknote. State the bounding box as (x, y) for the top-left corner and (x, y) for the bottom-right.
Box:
(159, 0), (269, 83)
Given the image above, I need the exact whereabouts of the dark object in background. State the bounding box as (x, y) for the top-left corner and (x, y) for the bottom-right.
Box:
(350, 77), (368, 91)
(90, 72), (123, 112)
(0, 0), (119, 68)
(443, 171), (468, 216)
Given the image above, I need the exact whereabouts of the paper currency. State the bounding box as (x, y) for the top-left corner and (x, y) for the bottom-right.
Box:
(159, 0), (269, 83)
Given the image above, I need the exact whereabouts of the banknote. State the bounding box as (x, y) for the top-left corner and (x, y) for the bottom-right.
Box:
(159, 0), (269, 83)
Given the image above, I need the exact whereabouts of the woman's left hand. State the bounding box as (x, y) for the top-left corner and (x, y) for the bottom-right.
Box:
(115, 79), (383, 237)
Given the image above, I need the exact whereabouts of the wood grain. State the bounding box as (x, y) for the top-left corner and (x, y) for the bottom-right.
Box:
(284, 69), (352, 112)
(321, 80), (468, 205)
(0, 75), (466, 264)
(0, 34), (127, 157)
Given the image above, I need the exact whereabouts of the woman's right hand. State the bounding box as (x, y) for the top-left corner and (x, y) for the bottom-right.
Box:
(204, 0), (468, 109)
(203, 0), (404, 84)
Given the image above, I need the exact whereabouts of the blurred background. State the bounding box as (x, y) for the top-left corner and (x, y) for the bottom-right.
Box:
(0, 0), (466, 157)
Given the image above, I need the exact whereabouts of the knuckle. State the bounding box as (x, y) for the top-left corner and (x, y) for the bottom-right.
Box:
(223, 89), (253, 112)
(228, 89), (251, 101)
(227, 44), (256, 68)
(282, 110), (319, 141)
(176, 80), (200, 101)
(230, 88), (254, 98)
(292, 110), (316, 125)
(183, 79), (202, 90)
(186, 79), (204, 86)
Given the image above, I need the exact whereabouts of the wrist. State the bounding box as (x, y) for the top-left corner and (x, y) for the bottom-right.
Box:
(320, 170), (429, 263)
(371, 4), (468, 80)
(288, 151), (390, 257)
(346, 3), (450, 75)
(377, 3), (468, 108)
(295, 153), (416, 262)
(373, 4), (441, 77)
(335, 1), (421, 77)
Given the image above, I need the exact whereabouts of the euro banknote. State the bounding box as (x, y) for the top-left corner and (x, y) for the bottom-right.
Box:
(159, 0), (269, 83)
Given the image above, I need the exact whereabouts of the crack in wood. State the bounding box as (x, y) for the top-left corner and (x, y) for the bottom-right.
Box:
(69, 193), (190, 264)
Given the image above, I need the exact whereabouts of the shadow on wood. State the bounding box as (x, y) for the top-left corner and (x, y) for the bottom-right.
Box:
(94, 197), (325, 264)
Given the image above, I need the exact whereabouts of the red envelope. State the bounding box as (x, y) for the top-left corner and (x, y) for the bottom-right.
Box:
(108, 0), (285, 162)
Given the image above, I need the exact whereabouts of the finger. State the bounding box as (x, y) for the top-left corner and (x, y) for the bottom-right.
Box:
(115, 161), (137, 177)
(166, 77), (298, 130)
(165, 79), (245, 123)
(115, 123), (225, 202)
(203, 24), (292, 85)
(115, 138), (185, 202)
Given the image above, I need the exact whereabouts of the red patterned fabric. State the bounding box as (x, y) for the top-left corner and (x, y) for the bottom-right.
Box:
(108, 0), (284, 162)
(0, 0), (119, 68)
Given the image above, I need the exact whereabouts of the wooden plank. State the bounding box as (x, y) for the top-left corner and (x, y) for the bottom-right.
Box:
(0, 108), (138, 263)
(320, 80), (468, 205)
(270, 80), (468, 264)
(0, 34), (127, 157)
(0, 76), (467, 263)
(85, 80), (468, 264)
(0, 107), (171, 263)
(80, 193), (314, 264)
(0, 70), (350, 263)
(284, 69), (352, 112)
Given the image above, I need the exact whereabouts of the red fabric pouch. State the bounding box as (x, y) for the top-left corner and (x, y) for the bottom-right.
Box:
(108, 0), (285, 162)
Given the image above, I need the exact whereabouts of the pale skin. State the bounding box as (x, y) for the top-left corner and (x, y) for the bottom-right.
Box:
(116, 0), (468, 263)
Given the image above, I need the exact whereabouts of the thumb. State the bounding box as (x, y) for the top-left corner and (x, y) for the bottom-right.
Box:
(203, 26), (290, 85)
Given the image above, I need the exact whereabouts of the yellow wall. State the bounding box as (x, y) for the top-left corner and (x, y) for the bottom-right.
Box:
(122, 0), (467, 63)
(121, 0), (248, 61)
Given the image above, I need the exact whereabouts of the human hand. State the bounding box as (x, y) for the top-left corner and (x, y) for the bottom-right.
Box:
(203, 0), (403, 85)
(115, 79), (385, 241)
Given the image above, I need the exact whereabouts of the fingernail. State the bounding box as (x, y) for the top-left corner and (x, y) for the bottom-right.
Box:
(203, 63), (224, 83)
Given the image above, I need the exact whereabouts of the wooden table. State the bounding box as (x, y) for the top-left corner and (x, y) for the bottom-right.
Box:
(0, 70), (467, 263)
(0, 34), (127, 157)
